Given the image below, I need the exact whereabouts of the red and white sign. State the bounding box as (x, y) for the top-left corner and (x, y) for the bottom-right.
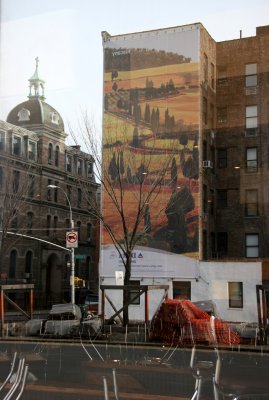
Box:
(66, 231), (78, 248)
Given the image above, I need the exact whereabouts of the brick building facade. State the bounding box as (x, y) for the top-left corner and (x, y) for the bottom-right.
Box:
(0, 59), (99, 308)
(206, 25), (269, 260)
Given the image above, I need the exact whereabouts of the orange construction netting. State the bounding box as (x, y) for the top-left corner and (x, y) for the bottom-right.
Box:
(150, 299), (240, 345)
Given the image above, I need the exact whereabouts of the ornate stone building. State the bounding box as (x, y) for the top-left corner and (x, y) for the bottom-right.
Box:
(0, 59), (99, 308)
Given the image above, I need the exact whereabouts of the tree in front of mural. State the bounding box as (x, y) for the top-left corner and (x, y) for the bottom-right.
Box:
(72, 114), (177, 325)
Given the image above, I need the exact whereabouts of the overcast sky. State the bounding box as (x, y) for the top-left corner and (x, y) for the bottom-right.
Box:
(0, 0), (268, 141)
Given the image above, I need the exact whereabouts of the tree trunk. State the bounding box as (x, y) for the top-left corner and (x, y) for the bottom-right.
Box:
(123, 255), (131, 325)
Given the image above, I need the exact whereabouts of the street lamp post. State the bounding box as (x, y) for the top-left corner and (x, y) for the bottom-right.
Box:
(47, 185), (76, 304)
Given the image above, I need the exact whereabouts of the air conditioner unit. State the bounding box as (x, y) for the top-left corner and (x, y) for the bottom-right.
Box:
(245, 128), (257, 137)
(202, 160), (213, 169)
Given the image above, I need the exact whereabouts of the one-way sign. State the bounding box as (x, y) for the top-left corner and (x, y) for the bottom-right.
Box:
(66, 231), (78, 248)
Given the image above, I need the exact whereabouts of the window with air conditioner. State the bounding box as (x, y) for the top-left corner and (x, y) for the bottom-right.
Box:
(245, 63), (257, 88)
(246, 147), (257, 172)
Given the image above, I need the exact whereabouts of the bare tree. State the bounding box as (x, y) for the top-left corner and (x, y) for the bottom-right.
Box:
(71, 113), (183, 325)
(0, 156), (36, 262)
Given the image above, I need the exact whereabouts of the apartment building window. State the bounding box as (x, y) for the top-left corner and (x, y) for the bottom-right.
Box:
(87, 162), (93, 177)
(55, 145), (60, 167)
(48, 143), (53, 164)
(217, 66), (227, 85)
(66, 154), (72, 173)
(28, 141), (36, 161)
(203, 97), (208, 125)
(245, 63), (257, 87)
(13, 171), (20, 193)
(217, 232), (228, 256)
(47, 179), (52, 201)
(204, 53), (208, 83)
(54, 182), (59, 202)
(217, 190), (227, 208)
(210, 63), (215, 89)
(245, 105), (258, 136)
(217, 107), (227, 123)
(0, 131), (5, 151)
(228, 282), (243, 308)
(246, 234), (259, 258)
(217, 148), (227, 168)
(245, 189), (258, 217)
(13, 136), (21, 156)
(246, 147), (257, 172)
(77, 159), (83, 175)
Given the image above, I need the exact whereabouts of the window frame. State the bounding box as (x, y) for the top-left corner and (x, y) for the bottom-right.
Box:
(245, 233), (259, 258)
(217, 148), (227, 168)
(228, 282), (243, 308)
(245, 189), (258, 217)
(246, 147), (258, 172)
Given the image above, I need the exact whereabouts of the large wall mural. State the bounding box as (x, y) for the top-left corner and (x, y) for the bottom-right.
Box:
(102, 26), (200, 273)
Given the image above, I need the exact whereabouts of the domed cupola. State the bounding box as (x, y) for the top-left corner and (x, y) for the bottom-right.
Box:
(6, 58), (65, 133)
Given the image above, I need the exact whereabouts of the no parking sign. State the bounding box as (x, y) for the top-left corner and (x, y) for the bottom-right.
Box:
(66, 231), (78, 248)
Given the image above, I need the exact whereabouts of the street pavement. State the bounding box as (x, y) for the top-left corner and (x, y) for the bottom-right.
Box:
(0, 340), (268, 399)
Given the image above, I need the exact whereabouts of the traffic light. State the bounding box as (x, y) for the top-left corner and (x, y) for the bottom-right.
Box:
(74, 277), (85, 288)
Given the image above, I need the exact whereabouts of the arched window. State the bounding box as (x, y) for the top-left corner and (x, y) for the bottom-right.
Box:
(48, 143), (53, 164)
(25, 251), (33, 276)
(55, 145), (60, 167)
(9, 250), (17, 279)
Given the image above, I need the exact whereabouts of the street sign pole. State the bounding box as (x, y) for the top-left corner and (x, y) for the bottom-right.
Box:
(66, 226), (78, 304)
(69, 221), (75, 304)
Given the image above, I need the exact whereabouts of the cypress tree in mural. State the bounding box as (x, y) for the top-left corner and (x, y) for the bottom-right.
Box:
(171, 157), (178, 188)
(108, 152), (118, 181)
(119, 150), (124, 176)
(144, 103), (150, 123)
(126, 165), (132, 184)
